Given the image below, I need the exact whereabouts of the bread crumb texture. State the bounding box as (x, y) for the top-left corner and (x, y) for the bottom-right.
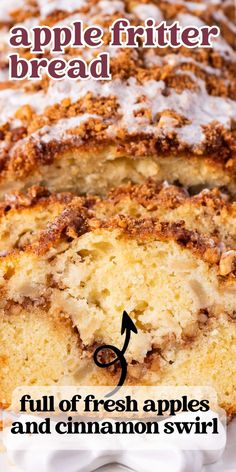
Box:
(0, 0), (235, 196)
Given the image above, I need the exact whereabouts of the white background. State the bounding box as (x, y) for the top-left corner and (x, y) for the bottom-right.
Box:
(1, 418), (235, 472)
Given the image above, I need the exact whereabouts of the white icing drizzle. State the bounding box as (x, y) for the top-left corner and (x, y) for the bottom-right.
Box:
(0, 81), (101, 126)
(177, 12), (206, 28)
(164, 54), (222, 76)
(165, 0), (220, 5)
(0, 0), (26, 22)
(95, 0), (125, 16)
(0, 17), (38, 67)
(132, 4), (163, 22)
(0, 88), (42, 125)
(0, 29), (9, 47)
(213, 10), (236, 35)
(143, 52), (163, 67)
(182, 2), (207, 12)
(108, 76), (236, 147)
(0, 68), (9, 82)
(37, 0), (124, 18)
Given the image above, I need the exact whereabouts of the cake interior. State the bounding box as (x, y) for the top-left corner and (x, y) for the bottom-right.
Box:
(0, 225), (236, 414)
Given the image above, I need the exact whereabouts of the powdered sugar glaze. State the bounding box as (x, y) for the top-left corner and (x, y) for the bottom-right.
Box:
(0, 0), (235, 157)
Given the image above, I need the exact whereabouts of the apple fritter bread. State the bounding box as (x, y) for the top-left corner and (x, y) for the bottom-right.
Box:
(0, 0), (235, 196)
(0, 180), (236, 415)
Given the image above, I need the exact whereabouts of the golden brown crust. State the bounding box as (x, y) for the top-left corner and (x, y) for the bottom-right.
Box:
(1, 179), (236, 273)
(93, 217), (223, 265)
(0, 185), (74, 214)
(1, 179), (231, 217)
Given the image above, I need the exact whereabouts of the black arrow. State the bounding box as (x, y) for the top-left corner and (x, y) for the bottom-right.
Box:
(121, 310), (138, 355)
(93, 311), (138, 397)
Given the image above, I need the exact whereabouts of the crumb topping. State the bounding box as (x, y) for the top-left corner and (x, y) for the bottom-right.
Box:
(22, 206), (231, 271)
(2, 179), (236, 261)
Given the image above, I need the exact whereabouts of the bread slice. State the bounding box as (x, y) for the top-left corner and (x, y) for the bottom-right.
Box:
(1, 179), (235, 253)
(0, 181), (236, 415)
(0, 0), (235, 197)
(0, 186), (76, 253)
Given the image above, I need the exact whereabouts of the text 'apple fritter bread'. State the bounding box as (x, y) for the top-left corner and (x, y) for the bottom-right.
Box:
(0, 180), (236, 416)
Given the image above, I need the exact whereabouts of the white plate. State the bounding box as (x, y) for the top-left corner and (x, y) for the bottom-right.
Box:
(1, 419), (235, 472)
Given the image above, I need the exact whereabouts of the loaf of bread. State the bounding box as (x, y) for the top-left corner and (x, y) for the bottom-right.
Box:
(0, 180), (236, 415)
(0, 0), (235, 418)
(0, 0), (235, 196)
